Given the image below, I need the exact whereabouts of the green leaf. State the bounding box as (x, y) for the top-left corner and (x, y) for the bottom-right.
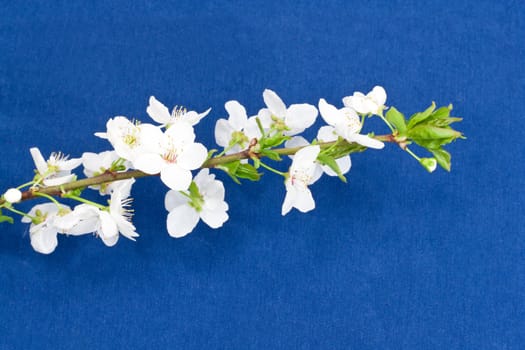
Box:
(429, 117), (463, 127)
(407, 102), (436, 129)
(430, 148), (451, 171)
(317, 154), (347, 183)
(430, 105), (452, 120)
(385, 107), (407, 133)
(408, 125), (461, 144)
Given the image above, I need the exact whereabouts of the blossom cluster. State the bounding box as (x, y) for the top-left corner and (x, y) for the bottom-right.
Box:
(1, 85), (463, 254)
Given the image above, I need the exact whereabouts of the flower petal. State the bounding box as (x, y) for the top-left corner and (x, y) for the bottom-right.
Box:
(147, 96), (172, 124)
(214, 119), (235, 147)
(165, 120), (195, 145)
(30, 225), (58, 254)
(322, 155), (351, 176)
(160, 164), (192, 191)
(263, 89), (287, 118)
(285, 103), (318, 133)
(165, 190), (189, 211)
(293, 188), (316, 213)
(29, 147), (48, 175)
(178, 143), (207, 170)
(346, 133), (385, 149)
(225, 100), (248, 131)
(281, 182), (297, 216)
(200, 207), (228, 229)
(133, 153), (165, 174)
(166, 205), (200, 238)
(369, 86), (387, 106)
(318, 99), (343, 126)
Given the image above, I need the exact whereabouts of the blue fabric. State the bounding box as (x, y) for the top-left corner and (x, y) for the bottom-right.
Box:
(1, 1), (524, 349)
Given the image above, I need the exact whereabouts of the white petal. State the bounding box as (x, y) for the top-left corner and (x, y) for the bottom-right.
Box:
(214, 119), (235, 147)
(166, 205), (200, 238)
(165, 190), (188, 211)
(318, 99), (343, 126)
(225, 100), (248, 131)
(285, 103), (318, 132)
(99, 211), (119, 247)
(369, 86), (387, 106)
(82, 152), (101, 173)
(29, 147), (48, 175)
(346, 133), (385, 149)
(293, 188), (316, 213)
(200, 207), (228, 229)
(263, 89), (287, 118)
(43, 174), (76, 186)
(165, 121), (195, 145)
(160, 164), (192, 191)
(178, 143), (207, 170)
(293, 145), (320, 165)
(310, 164), (324, 184)
(284, 136), (309, 149)
(147, 96), (172, 124)
(60, 157), (82, 171)
(30, 225), (58, 254)
(317, 125), (338, 142)
(281, 183), (296, 216)
(133, 153), (165, 174)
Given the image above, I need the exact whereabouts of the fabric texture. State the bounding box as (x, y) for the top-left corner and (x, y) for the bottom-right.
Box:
(0, 1), (524, 349)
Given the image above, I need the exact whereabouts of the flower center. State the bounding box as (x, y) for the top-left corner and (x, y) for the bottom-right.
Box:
(290, 170), (311, 190)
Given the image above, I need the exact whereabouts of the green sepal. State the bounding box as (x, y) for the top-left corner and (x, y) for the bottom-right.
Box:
(206, 149), (218, 161)
(260, 134), (289, 149)
(260, 149), (282, 161)
(317, 153), (347, 183)
(236, 163), (262, 181)
(407, 102), (436, 129)
(0, 209), (14, 224)
(430, 148), (452, 171)
(385, 107), (407, 133)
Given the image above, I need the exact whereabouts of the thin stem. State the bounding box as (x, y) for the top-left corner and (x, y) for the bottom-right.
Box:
(404, 147), (420, 161)
(33, 192), (61, 207)
(258, 161), (287, 177)
(63, 194), (107, 210)
(4, 206), (36, 221)
(17, 181), (35, 190)
(379, 114), (395, 133)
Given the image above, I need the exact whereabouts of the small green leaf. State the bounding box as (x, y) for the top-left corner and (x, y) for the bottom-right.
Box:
(408, 125), (462, 148)
(385, 107), (407, 133)
(430, 148), (451, 171)
(430, 105), (452, 120)
(317, 154), (347, 183)
(216, 161), (242, 184)
(407, 102), (436, 129)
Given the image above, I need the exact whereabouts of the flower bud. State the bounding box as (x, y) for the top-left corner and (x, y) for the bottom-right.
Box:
(419, 158), (437, 173)
(4, 188), (22, 203)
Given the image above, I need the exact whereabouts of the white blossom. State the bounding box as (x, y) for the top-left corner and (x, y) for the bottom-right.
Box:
(94, 116), (160, 163)
(22, 203), (71, 254)
(133, 121), (208, 191)
(147, 96), (210, 127)
(285, 127), (351, 177)
(82, 151), (132, 195)
(30, 147), (82, 186)
(260, 89), (318, 136)
(3, 188), (22, 203)
(282, 145), (322, 216)
(318, 99), (384, 149)
(342, 86), (387, 115)
(214, 100), (260, 154)
(165, 169), (228, 238)
(56, 179), (138, 247)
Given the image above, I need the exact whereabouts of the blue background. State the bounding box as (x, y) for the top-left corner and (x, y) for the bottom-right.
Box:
(1, 1), (524, 349)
